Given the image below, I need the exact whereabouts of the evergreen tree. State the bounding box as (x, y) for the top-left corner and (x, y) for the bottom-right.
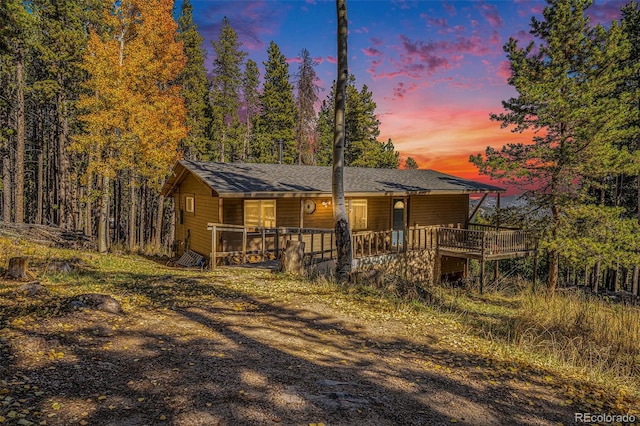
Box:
(316, 76), (399, 168)
(314, 98), (334, 166)
(0, 0), (35, 223)
(177, 0), (211, 161)
(253, 41), (296, 163)
(209, 17), (246, 162)
(470, 0), (638, 291)
(620, 2), (640, 220)
(242, 58), (260, 162)
(295, 48), (320, 164)
(404, 157), (418, 169)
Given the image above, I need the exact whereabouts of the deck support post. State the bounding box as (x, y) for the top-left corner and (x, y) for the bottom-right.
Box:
(479, 259), (485, 294)
(493, 259), (499, 285)
(532, 253), (538, 293)
(242, 228), (247, 264)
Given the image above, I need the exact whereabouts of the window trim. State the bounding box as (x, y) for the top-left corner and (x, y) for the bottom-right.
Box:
(244, 199), (276, 227)
(185, 196), (195, 213)
(348, 198), (368, 230)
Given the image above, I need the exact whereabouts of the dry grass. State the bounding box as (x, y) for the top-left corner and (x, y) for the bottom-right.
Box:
(369, 277), (640, 412)
(1, 234), (639, 423)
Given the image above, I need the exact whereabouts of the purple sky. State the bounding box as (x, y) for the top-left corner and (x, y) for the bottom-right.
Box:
(184, 0), (626, 187)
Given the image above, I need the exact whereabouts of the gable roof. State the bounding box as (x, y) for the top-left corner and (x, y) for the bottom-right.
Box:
(161, 160), (504, 198)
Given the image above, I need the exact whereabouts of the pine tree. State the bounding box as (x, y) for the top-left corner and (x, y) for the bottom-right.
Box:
(0, 0), (35, 223)
(295, 48), (320, 164)
(177, 0), (211, 161)
(32, 0), (102, 229)
(404, 157), (418, 169)
(210, 17), (246, 162)
(316, 76), (399, 168)
(253, 41), (296, 163)
(242, 58), (260, 162)
(315, 99), (334, 166)
(471, 0), (638, 291)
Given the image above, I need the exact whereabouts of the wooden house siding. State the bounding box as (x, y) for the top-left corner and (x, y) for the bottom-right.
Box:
(175, 173), (218, 257)
(409, 194), (468, 227)
(302, 198), (333, 229)
(368, 197), (392, 231)
(277, 198), (302, 227)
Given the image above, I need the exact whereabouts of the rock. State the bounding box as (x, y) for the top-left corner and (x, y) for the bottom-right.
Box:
(69, 293), (123, 314)
(16, 282), (48, 297)
(45, 260), (72, 273)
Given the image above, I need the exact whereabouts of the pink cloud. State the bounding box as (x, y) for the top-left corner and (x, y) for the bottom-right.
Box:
(496, 61), (511, 81)
(313, 56), (324, 64)
(370, 37), (384, 47)
(477, 2), (504, 28)
(443, 2), (457, 17)
(426, 16), (449, 29)
(326, 56), (337, 64)
(368, 32), (502, 81)
(392, 81), (419, 99)
(587, 1), (623, 24)
(362, 47), (384, 58)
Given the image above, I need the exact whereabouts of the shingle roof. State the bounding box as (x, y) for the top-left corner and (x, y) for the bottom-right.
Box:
(161, 160), (504, 197)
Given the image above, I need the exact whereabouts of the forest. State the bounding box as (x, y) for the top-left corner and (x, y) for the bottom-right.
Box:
(0, 0), (401, 254)
(472, 0), (640, 293)
(1, 0), (639, 295)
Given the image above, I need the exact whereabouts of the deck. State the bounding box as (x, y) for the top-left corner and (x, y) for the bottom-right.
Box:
(436, 224), (538, 261)
(205, 223), (538, 269)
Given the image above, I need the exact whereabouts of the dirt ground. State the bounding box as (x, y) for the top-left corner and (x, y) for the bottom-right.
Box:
(1, 267), (582, 426)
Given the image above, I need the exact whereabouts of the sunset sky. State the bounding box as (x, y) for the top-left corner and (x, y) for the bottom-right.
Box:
(184, 0), (626, 189)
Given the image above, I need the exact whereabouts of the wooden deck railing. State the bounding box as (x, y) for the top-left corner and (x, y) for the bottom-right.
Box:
(206, 222), (537, 269)
(437, 226), (537, 255)
(207, 223), (336, 268)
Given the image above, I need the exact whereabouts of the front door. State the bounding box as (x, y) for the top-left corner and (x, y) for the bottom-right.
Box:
(392, 199), (405, 246)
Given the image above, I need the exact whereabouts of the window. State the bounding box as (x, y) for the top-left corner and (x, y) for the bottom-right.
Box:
(349, 199), (367, 230)
(244, 200), (276, 227)
(185, 196), (195, 213)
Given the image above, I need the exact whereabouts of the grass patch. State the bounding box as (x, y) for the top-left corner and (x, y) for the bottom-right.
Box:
(1, 235), (639, 419)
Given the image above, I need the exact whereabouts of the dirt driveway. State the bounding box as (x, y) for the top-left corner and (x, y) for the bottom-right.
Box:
(1, 268), (579, 425)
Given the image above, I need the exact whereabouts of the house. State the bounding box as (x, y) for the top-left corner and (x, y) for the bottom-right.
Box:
(160, 160), (537, 284)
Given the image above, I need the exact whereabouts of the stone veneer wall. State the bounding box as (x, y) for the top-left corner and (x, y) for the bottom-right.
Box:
(351, 249), (439, 285)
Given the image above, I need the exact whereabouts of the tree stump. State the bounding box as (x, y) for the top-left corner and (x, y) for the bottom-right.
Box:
(282, 240), (305, 276)
(8, 257), (30, 279)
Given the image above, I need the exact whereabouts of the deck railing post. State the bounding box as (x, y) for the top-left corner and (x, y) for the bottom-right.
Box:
(211, 225), (217, 271)
(242, 228), (247, 264)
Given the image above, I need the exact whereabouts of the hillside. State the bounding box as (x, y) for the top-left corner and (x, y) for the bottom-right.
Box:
(1, 235), (638, 425)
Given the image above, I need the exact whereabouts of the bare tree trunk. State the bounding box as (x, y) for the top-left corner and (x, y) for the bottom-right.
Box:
(57, 82), (71, 229)
(332, 0), (352, 282)
(98, 175), (110, 254)
(168, 198), (175, 255)
(84, 172), (93, 236)
(37, 133), (43, 225)
(15, 49), (25, 223)
(128, 174), (137, 251)
(546, 205), (559, 292)
(2, 153), (11, 222)
(154, 194), (164, 252)
(593, 261), (601, 294)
